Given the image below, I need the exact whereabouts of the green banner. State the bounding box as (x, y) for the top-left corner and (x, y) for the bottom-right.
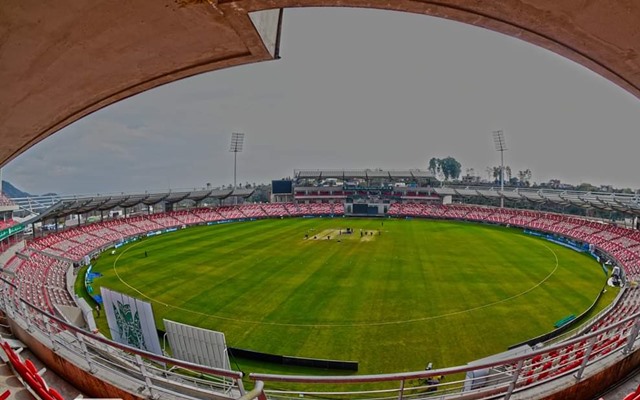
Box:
(0, 224), (24, 241)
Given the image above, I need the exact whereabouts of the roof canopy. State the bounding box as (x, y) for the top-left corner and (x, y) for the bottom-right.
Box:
(294, 169), (435, 180)
(2, 2), (639, 167)
(436, 186), (640, 215)
(27, 188), (254, 222)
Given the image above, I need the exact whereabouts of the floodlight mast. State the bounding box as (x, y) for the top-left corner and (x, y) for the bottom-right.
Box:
(493, 130), (507, 208)
(229, 132), (245, 204)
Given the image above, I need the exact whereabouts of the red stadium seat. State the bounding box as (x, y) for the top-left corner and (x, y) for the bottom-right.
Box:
(24, 358), (38, 375)
(49, 388), (65, 400)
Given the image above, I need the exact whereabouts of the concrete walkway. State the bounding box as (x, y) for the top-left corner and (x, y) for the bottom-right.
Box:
(0, 309), (83, 400)
(596, 368), (640, 399)
(0, 345), (85, 400)
(0, 360), (35, 400)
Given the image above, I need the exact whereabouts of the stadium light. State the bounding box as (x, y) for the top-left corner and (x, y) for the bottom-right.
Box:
(493, 130), (507, 208)
(229, 132), (245, 204)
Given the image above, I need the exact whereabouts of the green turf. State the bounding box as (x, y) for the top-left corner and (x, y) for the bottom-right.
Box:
(83, 217), (613, 375)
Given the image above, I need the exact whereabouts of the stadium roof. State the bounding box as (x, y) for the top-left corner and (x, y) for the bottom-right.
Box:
(24, 188), (254, 223)
(16, 185), (640, 224)
(2, 2), (640, 167)
(294, 169), (435, 180)
(435, 186), (640, 215)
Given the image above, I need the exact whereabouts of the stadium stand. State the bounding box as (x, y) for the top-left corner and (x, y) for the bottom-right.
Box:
(259, 203), (289, 217)
(127, 215), (164, 232)
(5, 202), (640, 399)
(191, 207), (224, 222)
(170, 209), (205, 225)
(0, 339), (64, 400)
(215, 205), (247, 220)
(283, 202), (303, 216)
(0, 194), (15, 207)
(0, 219), (15, 230)
(240, 204), (268, 218)
(331, 203), (344, 214)
(309, 203), (334, 215)
(622, 385), (640, 400)
(148, 212), (182, 228)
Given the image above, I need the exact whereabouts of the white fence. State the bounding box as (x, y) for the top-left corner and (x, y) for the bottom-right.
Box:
(0, 277), (245, 400)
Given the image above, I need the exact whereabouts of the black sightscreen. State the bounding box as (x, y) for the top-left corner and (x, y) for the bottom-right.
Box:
(353, 203), (368, 214)
(272, 180), (293, 194)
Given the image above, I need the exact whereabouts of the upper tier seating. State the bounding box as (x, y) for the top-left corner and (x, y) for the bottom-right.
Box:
(0, 193), (15, 207)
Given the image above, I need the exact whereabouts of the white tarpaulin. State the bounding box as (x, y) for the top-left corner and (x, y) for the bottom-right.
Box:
(164, 319), (231, 370)
(101, 287), (162, 355)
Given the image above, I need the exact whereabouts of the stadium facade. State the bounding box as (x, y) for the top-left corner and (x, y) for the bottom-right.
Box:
(273, 169), (440, 215)
(0, 194), (24, 252)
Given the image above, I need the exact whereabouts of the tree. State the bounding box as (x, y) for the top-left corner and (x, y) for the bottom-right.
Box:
(492, 166), (501, 181)
(576, 182), (598, 192)
(441, 157), (462, 180)
(428, 156), (461, 181)
(491, 165), (519, 185)
(517, 169), (532, 187)
(428, 158), (438, 175)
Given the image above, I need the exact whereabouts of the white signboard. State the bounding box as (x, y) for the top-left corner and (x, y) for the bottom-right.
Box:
(164, 319), (231, 370)
(101, 287), (162, 355)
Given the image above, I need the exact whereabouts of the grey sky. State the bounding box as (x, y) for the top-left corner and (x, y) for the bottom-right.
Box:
(5, 7), (640, 195)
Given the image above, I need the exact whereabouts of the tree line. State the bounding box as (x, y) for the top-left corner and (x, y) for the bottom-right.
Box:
(428, 156), (535, 186)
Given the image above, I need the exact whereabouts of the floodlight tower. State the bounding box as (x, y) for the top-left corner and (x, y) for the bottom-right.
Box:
(229, 132), (245, 203)
(493, 130), (507, 208)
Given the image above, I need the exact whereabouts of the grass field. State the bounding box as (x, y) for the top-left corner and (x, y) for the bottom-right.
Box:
(82, 217), (614, 376)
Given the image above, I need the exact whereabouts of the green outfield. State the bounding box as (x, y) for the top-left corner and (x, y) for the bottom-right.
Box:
(83, 217), (614, 375)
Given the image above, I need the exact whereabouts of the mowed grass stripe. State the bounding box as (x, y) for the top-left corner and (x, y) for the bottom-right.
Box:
(114, 220), (320, 316)
(88, 217), (611, 374)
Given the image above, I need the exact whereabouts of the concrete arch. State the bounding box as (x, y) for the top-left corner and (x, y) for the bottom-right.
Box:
(1, 1), (639, 166)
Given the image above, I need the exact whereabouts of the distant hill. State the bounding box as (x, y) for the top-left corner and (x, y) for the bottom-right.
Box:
(2, 181), (32, 198)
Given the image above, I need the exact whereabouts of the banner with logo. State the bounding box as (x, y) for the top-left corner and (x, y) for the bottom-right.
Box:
(0, 224), (23, 241)
(101, 287), (162, 355)
(164, 319), (231, 370)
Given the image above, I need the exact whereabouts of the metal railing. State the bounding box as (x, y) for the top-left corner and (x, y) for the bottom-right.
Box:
(0, 277), (246, 399)
(249, 313), (640, 400)
(541, 286), (628, 347)
(2, 273), (639, 400)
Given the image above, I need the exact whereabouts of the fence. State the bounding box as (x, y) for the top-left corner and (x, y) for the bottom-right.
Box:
(0, 276), (245, 400)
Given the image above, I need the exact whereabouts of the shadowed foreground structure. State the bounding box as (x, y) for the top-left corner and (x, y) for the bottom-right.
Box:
(1, 1), (640, 167)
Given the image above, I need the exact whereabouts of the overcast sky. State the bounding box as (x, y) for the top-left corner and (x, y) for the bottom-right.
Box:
(5, 7), (640, 195)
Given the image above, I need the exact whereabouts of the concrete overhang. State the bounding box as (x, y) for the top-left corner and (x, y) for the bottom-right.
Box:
(1, 1), (638, 167)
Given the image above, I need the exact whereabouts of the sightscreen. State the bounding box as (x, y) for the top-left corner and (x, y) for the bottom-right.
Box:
(164, 319), (231, 370)
(353, 203), (368, 214)
(272, 180), (293, 194)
